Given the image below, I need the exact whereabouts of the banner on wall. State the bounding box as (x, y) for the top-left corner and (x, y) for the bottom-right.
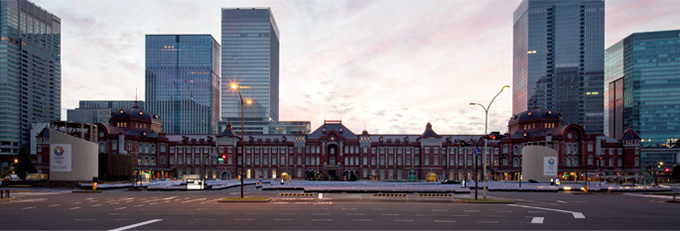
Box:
(50, 144), (72, 172)
(544, 156), (557, 176)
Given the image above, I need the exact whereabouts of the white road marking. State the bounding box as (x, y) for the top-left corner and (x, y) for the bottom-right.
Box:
(133, 204), (143, 207)
(434, 220), (456, 223)
(382, 214), (399, 216)
(451, 214), (470, 217)
(273, 202), (289, 204)
(274, 218), (293, 221)
(372, 208), (385, 211)
(278, 213), (296, 215)
(416, 214), (433, 216)
(477, 221), (499, 224)
(295, 202), (311, 204)
(12, 198), (47, 203)
(48, 204), (60, 207)
(496, 210), (513, 213)
(528, 211), (546, 213)
(86, 198), (94, 200)
(108, 219), (162, 231)
(557, 200), (568, 204)
(464, 210), (480, 212)
(69, 207), (81, 210)
(624, 193), (673, 200)
(234, 218), (254, 221)
(312, 219), (333, 222)
(394, 220), (414, 222)
(115, 207), (126, 210)
(246, 212), (263, 215)
(110, 202), (119, 205)
(347, 213), (364, 216)
(353, 219), (373, 222)
(182, 197), (208, 204)
(531, 217), (544, 224)
(508, 204), (586, 219)
(109, 213), (127, 216)
(488, 215), (507, 218)
(342, 208), (358, 210)
(433, 209), (448, 212)
(149, 202), (157, 205)
(23, 206), (36, 210)
(92, 204), (102, 207)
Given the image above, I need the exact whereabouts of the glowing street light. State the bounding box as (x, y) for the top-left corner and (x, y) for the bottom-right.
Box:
(230, 83), (252, 198)
(469, 85), (509, 200)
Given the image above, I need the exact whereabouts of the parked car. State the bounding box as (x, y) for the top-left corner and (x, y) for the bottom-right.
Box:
(9, 174), (21, 181)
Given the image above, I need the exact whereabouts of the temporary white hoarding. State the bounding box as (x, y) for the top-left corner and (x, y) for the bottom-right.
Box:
(544, 156), (557, 176)
(50, 144), (72, 172)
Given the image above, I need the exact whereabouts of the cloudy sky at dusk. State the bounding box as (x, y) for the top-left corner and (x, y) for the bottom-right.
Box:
(34, 0), (680, 135)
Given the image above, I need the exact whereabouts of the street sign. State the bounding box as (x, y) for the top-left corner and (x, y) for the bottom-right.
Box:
(474, 148), (481, 156)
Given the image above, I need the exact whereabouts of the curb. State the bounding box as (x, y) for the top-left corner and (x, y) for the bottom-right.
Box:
(218, 198), (271, 203)
(72, 190), (103, 193)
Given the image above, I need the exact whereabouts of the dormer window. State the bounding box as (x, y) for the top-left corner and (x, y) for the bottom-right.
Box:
(527, 111), (533, 116)
(339, 127), (343, 133)
(322, 127), (327, 133)
(119, 109), (125, 114)
(379, 136), (383, 142)
(138, 111), (144, 116)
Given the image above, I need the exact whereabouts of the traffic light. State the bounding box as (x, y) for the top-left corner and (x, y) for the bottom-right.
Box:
(222, 154), (226, 159)
(484, 131), (504, 140)
(665, 168), (670, 172)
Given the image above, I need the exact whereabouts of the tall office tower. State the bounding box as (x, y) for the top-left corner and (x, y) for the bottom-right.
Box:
(512, 0), (604, 133)
(221, 8), (279, 134)
(0, 0), (61, 156)
(605, 30), (680, 166)
(67, 100), (145, 125)
(145, 35), (221, 134)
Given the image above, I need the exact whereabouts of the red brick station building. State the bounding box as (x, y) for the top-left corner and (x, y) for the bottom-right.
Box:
(37, 105), (642, 182)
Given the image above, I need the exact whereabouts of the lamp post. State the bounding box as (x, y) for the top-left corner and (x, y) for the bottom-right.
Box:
(470, 85), (509, 200)
(231, 83), (251, 198)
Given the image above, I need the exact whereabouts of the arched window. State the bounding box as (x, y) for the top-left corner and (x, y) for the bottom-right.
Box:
(512, 158), (520, 167)
(573, 157), (579, 167)
(150, 156), (156, 165)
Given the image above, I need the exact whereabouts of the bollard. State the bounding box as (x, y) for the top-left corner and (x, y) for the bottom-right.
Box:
(92, 182), (98, 191)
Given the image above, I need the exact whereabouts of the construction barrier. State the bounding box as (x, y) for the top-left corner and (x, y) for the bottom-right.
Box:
(278, 192), (315, 197)
(371, 193), (409, 201)
(416, 193), (453, 201)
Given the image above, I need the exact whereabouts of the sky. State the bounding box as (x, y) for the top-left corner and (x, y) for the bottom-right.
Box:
(33, 0), (680, 135)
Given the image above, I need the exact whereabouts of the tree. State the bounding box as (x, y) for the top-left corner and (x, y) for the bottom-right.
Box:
(15, 145), (36, 179)
(672, 165), (680, 183)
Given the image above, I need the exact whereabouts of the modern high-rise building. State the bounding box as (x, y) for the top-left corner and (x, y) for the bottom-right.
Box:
(604, 30), (680, 167)
(512, 0), (604, 133)
(0, 0), (61, 157)
(67, 100), (144, 125)
(220, 8), (279, 134)
(145, 34), (221, 134)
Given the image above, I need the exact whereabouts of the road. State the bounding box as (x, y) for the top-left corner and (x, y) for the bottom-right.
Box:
(0, 186), (678, 230)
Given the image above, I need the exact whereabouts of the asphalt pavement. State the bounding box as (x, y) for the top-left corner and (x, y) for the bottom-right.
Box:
(0, 186), (678, 230)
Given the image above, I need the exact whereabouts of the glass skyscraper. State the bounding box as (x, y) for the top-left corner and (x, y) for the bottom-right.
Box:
(145, 35), (221, 134)
(513, 0), (604, 133)
(220, 8), (279, 134)
(604, 30), (680, 167)
(0, 0), (61, 156)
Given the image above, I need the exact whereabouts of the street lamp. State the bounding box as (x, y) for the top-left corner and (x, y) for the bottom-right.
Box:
(470, 85), (509, 200)
(231, 83), (252, 198)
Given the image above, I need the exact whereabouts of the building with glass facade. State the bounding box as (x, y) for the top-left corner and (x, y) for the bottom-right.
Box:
(604, 30), (680, 167)
(0, 0), (61, 158)
(145, 35), (221, 134)
(220, 8), (279, 134)
(513, 0), (604, 133)
(67, 100), (144, 125)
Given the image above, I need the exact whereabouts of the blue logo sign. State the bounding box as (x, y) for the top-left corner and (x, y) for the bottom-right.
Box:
(474, 148), (481, 156)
